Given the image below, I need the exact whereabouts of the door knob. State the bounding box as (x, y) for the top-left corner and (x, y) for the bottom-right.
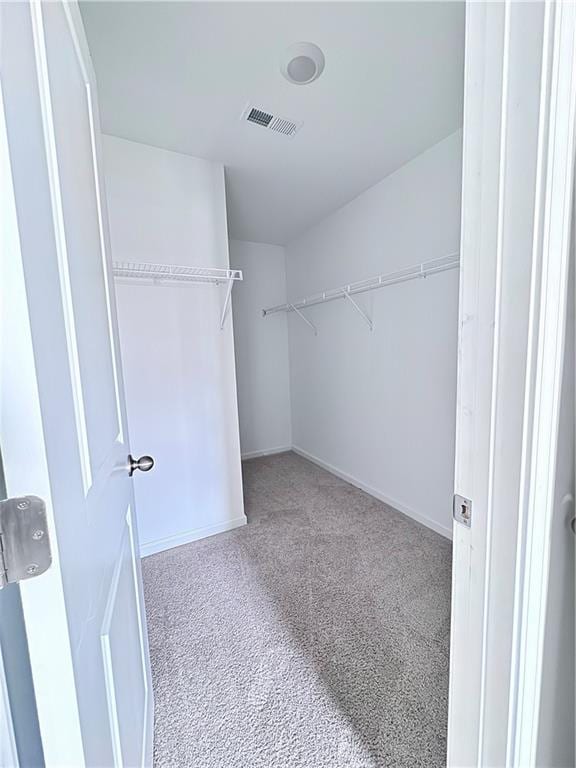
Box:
(128, 455), (154, 477)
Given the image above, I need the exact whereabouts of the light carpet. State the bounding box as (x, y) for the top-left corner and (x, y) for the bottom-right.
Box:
(143, 451), (452, 767)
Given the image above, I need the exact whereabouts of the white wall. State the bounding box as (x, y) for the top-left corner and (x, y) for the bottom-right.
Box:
(230, 240), (291, 458)
(103, 135), (245, 556)
(285, 132), (462, 537)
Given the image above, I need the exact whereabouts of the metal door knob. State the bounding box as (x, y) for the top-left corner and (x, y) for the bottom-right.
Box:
(128, 455), (154, 477)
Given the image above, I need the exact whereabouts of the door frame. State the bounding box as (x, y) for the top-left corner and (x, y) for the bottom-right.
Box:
(0, 646), (18, 768)
(508, 2), (576, 763)
(448, 2), (576, 765)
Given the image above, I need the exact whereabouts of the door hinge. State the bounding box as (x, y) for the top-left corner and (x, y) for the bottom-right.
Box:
(0, 496), (52, 588)
(453, 494), (472, 528)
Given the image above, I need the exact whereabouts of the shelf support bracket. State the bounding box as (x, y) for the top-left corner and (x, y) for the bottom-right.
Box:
(341, 290), (373, 331)
(289, 304), (317, 335)
(220, 278), (234, 330)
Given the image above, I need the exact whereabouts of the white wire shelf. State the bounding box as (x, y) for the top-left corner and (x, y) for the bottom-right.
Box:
(112, 261), (243, 285)
(262, 253), (460, 333)
(112, 261), (243, 329)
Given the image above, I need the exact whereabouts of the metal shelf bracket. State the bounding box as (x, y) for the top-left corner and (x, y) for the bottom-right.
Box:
(341, 289), (373, 331)
(220, 277), (235, 330)
(290, 304), (317, 335)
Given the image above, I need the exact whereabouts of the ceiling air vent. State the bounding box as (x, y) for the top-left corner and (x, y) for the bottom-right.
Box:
(242, 104), (302, 138)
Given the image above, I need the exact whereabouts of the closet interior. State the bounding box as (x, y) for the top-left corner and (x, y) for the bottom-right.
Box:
(81, 1), (465, 764)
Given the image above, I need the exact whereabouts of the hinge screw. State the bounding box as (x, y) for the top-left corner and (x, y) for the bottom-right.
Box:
(16, 499), (30, 510)
(32, 529), (44, 541)
(26, 563), (39, 575)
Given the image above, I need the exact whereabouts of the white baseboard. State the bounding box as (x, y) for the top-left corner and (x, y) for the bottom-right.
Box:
(241, 445), (292, 461)
(140, 449), (452, 557)
(140, 515), (247, 558)
(292, 445), (453, 540)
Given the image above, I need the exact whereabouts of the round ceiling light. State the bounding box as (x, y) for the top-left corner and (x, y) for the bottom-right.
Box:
(281, 42), (325, 85)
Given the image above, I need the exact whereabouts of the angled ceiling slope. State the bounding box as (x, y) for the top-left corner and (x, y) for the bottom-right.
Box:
(81, 1), (465, 245)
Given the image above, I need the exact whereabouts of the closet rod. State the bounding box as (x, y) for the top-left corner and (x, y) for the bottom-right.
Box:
(262, 253), (459, 317)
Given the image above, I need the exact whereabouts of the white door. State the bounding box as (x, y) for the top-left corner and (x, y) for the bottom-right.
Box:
(0, 1), (153, 766)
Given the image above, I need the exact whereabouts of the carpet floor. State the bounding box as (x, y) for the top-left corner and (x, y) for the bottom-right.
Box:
(143, 451), (452, 768)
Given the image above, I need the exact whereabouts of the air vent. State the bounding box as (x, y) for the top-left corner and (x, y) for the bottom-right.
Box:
(241, 104), (302, 138)
(247, 107), (273, 127)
